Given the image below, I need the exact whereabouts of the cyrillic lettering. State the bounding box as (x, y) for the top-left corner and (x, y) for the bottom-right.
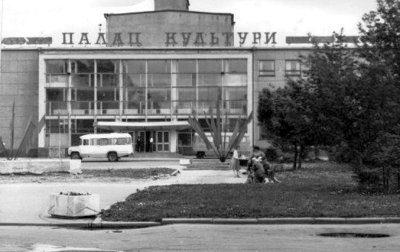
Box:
(129, 32), (142, 47)
(165, 33), (178, 47)
(62, 33), (74, 45)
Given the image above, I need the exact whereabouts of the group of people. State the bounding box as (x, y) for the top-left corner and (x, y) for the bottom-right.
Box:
(230, 146), (280, 184)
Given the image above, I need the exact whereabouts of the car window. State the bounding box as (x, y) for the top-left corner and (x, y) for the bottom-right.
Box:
(83, 139), (89, 146)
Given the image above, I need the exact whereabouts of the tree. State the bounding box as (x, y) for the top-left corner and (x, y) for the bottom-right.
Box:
(258, 32), (360, 170)
(259, 0), (400, 192)
(258, 85), (314, 170)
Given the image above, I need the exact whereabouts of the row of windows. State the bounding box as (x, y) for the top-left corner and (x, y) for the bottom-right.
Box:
(258, 60), (302, 77)
(82, 138), (132, 146)
(46, 87), (247, 102)
(46, 59), (247, 75)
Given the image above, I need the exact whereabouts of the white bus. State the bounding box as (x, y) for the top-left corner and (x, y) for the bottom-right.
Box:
(68, 133), (134, 162)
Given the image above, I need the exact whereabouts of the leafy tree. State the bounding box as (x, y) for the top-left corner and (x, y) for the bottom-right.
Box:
(258, 0), (400, 192)
(258, 33), (360, 170)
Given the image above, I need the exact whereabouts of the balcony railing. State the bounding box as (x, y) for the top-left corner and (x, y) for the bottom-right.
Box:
(97, 102), (120, 115)
(224, 101), (247, 115)
(47, 102), (68, 116)
(124, 102), (144, 115)
(45, 74), (68, 87)
(71, 101), (94, 115)
(173, 101), (195, 115)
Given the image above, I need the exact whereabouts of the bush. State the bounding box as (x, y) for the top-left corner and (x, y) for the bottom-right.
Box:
(327, 145), (356, 164)
(354, 132), (400, 193)
(264, 147), (279, 162)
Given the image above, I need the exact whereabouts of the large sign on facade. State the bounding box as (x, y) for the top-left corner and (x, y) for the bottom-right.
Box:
(61, 32), (277, 47)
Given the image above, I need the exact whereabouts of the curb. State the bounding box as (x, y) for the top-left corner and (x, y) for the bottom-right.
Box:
(162, 217), (400, 225)
(2, 217), (400, 229)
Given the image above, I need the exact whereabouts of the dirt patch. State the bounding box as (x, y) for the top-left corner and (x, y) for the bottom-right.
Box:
(0, 168), (177, 184)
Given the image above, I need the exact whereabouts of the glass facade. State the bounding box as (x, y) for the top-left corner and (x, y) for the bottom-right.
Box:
(44, 58), (249, 150)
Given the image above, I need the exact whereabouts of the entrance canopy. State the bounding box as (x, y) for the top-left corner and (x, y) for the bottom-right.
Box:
(94, 121), (191, 132)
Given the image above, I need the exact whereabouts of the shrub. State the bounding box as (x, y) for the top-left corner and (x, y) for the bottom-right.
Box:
(354, 132), (400, 193)
(264, 147), (279, 162)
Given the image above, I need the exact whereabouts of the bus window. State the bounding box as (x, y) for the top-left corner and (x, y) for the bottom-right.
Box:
(83, 139), (89, 146)
(98, 138), (109, 146)
(115, 138), (132, 145)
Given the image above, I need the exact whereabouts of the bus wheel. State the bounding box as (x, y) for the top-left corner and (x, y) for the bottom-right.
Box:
(107, 152), (118, 162)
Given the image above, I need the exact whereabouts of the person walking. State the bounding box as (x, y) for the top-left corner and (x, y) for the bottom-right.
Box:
(230, 146), (241, 177)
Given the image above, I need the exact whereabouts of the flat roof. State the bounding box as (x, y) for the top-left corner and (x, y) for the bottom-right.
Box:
(80, 133), (132, 139)
(104, 9), (234, 18)
(19, 46), (315, 53)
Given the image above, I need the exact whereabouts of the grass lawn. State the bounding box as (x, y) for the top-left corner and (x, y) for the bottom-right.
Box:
(0, 168), (177, 183)
(102, 162), (400, 221)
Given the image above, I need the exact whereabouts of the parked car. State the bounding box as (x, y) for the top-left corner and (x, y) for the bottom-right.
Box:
(68, 133), (134, 162)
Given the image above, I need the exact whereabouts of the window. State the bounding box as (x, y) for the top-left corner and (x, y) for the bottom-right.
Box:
(148, 60), (171, 74)
(71, 60), (94, 73)
(46, 60), (68, 74)
(224, 59), (247, 74)
(98, 138), (109, 146)
(47, 89), (66, 101)
(83, 139), (89, 146)
(176, 60), (196, 87)
(112, 138), (131, 145)
(285, 60), (301, 76)
(198, 60), (222, 74)
(97, 60), (118, 73)
(259, 60), (275, 77)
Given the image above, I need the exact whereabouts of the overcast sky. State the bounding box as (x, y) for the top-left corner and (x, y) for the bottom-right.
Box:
(0, 0), (378, 46)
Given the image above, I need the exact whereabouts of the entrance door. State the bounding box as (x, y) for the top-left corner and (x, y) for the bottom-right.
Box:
(136, 131), (145, 153)
(156, 131), (169, 152)
(145, 131), (155, 152)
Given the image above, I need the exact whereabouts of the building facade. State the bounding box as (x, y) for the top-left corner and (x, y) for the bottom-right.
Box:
(0, 0), (312, 156)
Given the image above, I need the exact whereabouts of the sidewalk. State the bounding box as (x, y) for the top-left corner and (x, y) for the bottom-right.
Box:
(0, 169), (246, 225)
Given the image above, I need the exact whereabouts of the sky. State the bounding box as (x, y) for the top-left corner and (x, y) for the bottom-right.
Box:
(0, 0), (379, 46)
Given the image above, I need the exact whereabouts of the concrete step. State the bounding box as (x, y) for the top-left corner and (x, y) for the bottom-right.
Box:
(185, 159), (232, 170)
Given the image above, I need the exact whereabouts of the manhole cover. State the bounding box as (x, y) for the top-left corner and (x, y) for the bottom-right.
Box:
(319, 233), (390, 238)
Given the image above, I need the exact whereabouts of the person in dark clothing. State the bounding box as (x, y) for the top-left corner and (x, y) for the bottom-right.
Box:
(246, 146), (266, 184)
(246, 146), (280, 184)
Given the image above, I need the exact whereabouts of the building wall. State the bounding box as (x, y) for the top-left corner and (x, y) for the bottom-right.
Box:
(105, 11), (234, 47)
(252, 48), (311, 147)
(38, 49), (253, 151)
(0, 50), (39, 149)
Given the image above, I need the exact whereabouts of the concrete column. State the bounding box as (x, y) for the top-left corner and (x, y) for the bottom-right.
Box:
(170, 130), (177, 153)
(38, 55), (47, 148)
(195, 59), (199, 117)
(171, 60), (177, 120)
(67, 60), (72, 146)
(248, 55), (254, 148)
(94, 60), (98, 130)
(119, 60), (123, 121)
(145, 60), (148, 122)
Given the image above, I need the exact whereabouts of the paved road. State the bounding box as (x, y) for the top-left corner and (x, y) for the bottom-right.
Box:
(0, 224), (399, 251)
